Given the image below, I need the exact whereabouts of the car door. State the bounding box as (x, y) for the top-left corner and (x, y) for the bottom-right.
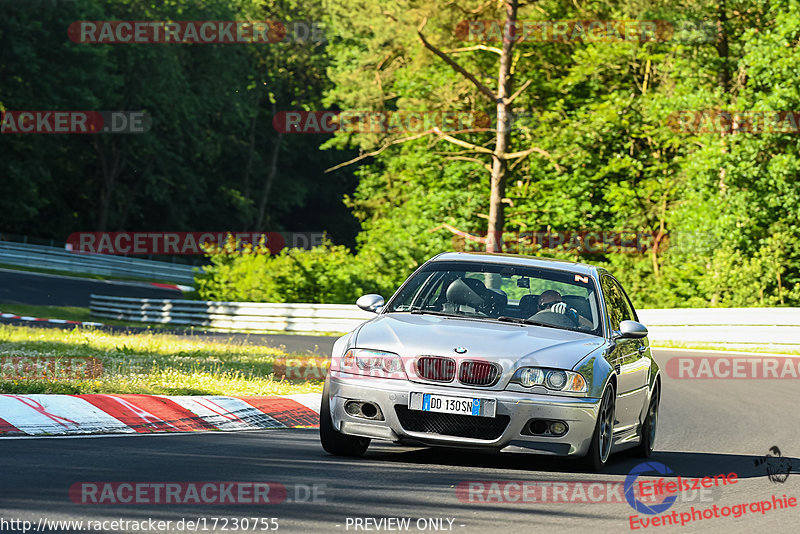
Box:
(613, 277), (651, 416)
(601, 275), (649, 431)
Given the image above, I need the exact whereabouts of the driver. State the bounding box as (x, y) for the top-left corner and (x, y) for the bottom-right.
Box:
(537, 290), (583, 326)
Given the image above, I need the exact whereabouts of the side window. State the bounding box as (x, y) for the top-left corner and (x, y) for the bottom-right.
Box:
(601, 276), (626, 331)
(418, 272), (447, 308)
(612, 278), (637, 323)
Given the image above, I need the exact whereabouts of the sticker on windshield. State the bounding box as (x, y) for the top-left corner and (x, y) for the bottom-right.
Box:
(575, 274), (589, 283)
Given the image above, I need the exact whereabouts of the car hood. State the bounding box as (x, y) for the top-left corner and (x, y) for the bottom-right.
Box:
(354, 312), (604, 370)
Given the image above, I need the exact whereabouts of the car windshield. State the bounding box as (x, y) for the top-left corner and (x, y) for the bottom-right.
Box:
(386, 260), (603, 336)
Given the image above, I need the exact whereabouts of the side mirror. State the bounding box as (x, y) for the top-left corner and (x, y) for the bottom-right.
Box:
(613, 320), (648, 340)
(356, 294), (384, 313)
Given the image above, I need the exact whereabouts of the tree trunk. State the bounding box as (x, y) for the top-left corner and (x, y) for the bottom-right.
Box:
(486, 0), (518, 253)
(716, 0), (730, 92)
(94, 137), (127, 231)
(119, 157), (153, 230)
(242, 115), (257, 202)
(255, 132), (282, 231)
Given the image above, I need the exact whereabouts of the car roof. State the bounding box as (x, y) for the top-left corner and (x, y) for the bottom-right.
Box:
(428, 252), (599, 277)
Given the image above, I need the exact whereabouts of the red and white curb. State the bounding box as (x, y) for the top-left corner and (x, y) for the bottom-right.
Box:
(0, 393), (320, 436)
(150, 282), (193, 292)
(0, 311), (104, 327)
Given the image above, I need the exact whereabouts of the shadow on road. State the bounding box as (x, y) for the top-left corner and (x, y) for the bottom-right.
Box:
(361, 441), (798, 481)
(1, 429), (798, 531)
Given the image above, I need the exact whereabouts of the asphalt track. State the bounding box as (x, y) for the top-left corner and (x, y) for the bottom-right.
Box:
(0, 269), (183, 307)
(1, 349), (799, 533)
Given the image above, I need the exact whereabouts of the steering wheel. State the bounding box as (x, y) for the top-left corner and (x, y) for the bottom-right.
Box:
(530, 309), (579, 328)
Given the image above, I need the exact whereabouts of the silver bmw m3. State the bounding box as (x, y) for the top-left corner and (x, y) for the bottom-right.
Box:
(320, 252), (661, 470)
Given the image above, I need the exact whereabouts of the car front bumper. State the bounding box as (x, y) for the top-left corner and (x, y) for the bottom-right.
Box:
(328, 372), (602, 457)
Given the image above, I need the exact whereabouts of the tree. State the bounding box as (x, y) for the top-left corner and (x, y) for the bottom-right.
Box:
(323, 0), (559, 253)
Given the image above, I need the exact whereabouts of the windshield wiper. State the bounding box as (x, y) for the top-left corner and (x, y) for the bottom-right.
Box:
(408, 307), (462, 318)
(497, 316), (580, 331)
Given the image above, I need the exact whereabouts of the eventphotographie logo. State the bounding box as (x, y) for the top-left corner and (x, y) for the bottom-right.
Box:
(625, 462), (736, 515)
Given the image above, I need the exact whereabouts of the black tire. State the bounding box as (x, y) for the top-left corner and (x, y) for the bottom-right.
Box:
(632, 386), (659, 458)
(583, 384), (615, 471)
(319, 377), (370, 457)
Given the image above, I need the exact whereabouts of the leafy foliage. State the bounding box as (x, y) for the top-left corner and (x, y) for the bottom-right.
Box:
(195, 236), (374, 303)
(3, 0), (800, 308)
(0, 0), (357, 241)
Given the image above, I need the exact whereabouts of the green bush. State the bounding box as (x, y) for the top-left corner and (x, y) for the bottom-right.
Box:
(194, 236), (378, 304)
(194, 227), (800, 308)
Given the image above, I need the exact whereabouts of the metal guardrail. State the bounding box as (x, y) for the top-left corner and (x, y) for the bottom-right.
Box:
(0, 241), (198, 284)
(90, 295), (375, 333)
(89, 294), (800, 343)
(637, 309), (800, 345)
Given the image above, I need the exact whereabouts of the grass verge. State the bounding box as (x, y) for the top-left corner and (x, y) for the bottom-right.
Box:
(0, 325), (322, 396)
(0, 302), (344, 336)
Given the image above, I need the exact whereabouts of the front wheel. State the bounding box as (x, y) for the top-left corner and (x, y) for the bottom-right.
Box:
(319, 377), (370, 457)
(632, 387), (659, 458)
(583, 384), (615, 471)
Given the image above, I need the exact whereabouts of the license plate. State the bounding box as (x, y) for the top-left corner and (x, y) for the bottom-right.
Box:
(408, 392), (496, 417)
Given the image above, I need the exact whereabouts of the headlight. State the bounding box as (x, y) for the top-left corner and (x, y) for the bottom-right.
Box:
(517, 367), (545, 386)
(546, 370), (567, 389)
(511, 367), (587, 393)
(340, 349), (406, 379)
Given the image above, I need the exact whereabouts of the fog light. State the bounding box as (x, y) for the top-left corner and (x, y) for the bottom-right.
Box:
(550, 421), (567, 435)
